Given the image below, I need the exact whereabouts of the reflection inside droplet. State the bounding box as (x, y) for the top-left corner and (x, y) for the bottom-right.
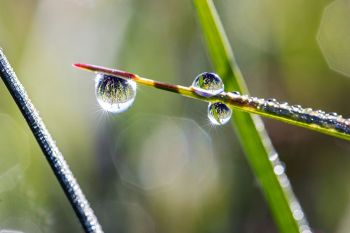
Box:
(207, 102), (232, 125)
(95, 73), (136, 113)
(191, 72), (224, 97)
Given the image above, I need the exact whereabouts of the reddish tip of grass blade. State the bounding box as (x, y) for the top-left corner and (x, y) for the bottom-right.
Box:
(73, 63), (136, 80)
(73, 63), (89, 70)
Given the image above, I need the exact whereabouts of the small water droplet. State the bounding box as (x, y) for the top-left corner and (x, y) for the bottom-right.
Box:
(192, 72), (224, 97)
(274, 164), (285, 175)
(208, 102), (232, 125)
(241, 95), (249, 102)
(269, 153), (278, 162)
(95, 73), (136, 113)
(267, 98), (277, 103)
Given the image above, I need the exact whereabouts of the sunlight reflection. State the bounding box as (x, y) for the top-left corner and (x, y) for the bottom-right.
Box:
(112, 115), (218, 191)
(318, 0), (350, 77)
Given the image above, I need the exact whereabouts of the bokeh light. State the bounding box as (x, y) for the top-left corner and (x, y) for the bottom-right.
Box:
(1, 0), (350, 232)
(112, 115), (217, 191)
(317, 0), (350, 77)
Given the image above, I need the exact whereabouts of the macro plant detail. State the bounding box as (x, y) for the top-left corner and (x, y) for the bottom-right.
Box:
(1, 0), (349, 232)
(74, 63), (350, 141)
(0, 50), (103, 233)
(191, 72), (232, 125)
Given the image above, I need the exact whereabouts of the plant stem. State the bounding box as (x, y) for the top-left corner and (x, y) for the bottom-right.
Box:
(74, 63), (350, 141)
(0, 50), (103, 233)
(191, 0), (309, 232)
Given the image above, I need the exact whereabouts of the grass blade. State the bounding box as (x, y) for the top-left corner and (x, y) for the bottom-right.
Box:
(192, 0), (310, 232)
(0, 50), (103, 233)
(73, 63), (350, 140)
(75, 63), (350, 141)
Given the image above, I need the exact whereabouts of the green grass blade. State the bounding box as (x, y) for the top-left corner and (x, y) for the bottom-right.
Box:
(76, 63), (350, 141)
(193, 0), (309, 232)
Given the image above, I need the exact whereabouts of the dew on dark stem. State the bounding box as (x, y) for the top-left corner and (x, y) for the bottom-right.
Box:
(208, 102), (232, 125)
(191, 72), (224, 97)
(95, 73), (136, 113)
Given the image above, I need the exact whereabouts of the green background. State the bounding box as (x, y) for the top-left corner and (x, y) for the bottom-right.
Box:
(0, 0), (350, 232)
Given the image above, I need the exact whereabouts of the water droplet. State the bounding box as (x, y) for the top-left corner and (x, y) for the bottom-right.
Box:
(267, 98), (277, 103)
(269, 153), (278, 162)
(274, 164), (285, 175)
(208, 102), (232, 125)
(192, 72), (224, 97)
(95, 73), (136, 113)
(241, 95), (249, 102)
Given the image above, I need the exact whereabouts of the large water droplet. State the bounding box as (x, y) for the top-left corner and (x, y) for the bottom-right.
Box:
(208, 102), (232, 125)
(95, 73), (136, 113)
(192, 72), (224, 97)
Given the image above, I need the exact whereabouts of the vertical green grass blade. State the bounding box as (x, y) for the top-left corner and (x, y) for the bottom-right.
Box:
(193, 1), (306, 232)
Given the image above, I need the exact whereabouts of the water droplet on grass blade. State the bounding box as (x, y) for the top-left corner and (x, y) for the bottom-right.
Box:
(192, 72), (224, 97)
(95, 73), (136, 113)
(208, 102), (232, 125)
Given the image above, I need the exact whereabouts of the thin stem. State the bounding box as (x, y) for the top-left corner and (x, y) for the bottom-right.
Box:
(0, 51), (103, 233)
(74, 63), (350, 141)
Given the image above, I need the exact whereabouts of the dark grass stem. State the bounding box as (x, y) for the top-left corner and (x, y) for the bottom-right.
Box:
(0, 50), (103, 233)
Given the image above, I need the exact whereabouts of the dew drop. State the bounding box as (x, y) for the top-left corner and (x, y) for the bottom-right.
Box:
(274, 164), (285, 175)
(208, 102), (232, 125)
(192, 72), (224, 97)
(267, 98), (277, 103)
(269, 153), (278, 162)
(95, 73), (136, 113)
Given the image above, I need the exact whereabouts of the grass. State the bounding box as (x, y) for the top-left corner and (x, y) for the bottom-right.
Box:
(0, 50), (103, 233)
(192, 0), (309, 232)
(74, 63), (350, 142)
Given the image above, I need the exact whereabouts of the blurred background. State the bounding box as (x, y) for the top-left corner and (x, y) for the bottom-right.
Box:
(0, 0), (350, 232)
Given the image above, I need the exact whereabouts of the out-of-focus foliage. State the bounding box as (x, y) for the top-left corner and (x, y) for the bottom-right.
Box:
(0, 0), (350, 232)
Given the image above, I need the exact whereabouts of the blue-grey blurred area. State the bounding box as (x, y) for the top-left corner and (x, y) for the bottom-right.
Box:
(0, 0), (350, 232)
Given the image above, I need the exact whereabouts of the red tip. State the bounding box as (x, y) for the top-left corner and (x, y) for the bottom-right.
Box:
(73, 63), (83, 68)
(72, 63), (137, 80)
(73, 63), (92, 70)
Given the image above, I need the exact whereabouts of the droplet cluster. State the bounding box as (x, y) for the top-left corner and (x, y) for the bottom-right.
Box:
(228, 91), (350, 135)
(191, 72), (232, 125)
(95, 73), (136, 113)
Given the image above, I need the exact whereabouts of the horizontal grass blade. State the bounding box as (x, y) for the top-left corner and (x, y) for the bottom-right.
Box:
(75, 63), (350, 141)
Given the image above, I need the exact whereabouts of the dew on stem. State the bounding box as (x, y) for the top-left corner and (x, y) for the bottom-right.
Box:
(74, 63), (350, 141)
(191, 72), (224, 97)
(95, 73), (136, 113)
(208, 102), (232, 125)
